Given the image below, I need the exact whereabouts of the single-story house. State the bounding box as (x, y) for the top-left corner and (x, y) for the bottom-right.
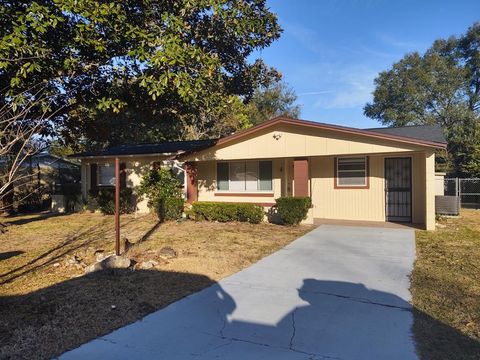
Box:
(73, 117), (447, 230)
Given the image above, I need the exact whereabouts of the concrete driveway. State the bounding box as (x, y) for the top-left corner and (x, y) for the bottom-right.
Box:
(61, 225), (418, 360)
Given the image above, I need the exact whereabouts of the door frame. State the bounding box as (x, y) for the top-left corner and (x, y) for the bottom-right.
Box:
(384, 156), (413, 223)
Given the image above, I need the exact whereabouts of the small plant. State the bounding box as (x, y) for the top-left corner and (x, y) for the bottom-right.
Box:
(275, 197), (312, 225)
(191, 202), (264, 224)
(137, 167), (184, 221)
(88, 188), (135, 215)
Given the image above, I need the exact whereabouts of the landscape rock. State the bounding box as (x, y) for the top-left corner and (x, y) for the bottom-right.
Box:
(85, 255), (131, 274)
(158, 246), (177, 259)
(136, 260), (160, 270)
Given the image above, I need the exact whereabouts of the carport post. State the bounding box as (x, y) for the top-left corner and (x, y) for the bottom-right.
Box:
(115, 157), (120, 256)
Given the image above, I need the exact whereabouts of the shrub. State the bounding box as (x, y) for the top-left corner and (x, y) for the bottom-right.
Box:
(88, 188), (135, 215)
(275, 197), (312, 225)
(191, 202), (264, 224)
(137, 167), (184, 221)
(152, 196), (184, 222)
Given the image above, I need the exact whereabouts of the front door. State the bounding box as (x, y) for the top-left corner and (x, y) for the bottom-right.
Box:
(385, 157), (412, 222)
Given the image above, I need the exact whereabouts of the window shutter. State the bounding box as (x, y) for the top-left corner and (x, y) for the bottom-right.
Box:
(258, 161), (273, 191)
(217, 163), (229, 190)
(90, 163), (97, 189)
(120, 163), (127, 188)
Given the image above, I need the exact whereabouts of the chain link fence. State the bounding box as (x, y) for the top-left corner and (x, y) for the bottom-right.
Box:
(444, 178), (480, 209)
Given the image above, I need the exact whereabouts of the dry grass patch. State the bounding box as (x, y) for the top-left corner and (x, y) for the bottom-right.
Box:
(0, 212), (313, 359)
(412, 209), (480, 360)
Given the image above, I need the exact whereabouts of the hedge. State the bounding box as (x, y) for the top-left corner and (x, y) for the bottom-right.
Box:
(191, 202), (264, 224)
(275, 197), (312, 225)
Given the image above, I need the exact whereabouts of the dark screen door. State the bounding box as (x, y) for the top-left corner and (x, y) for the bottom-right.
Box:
(385, 157), (412, 222)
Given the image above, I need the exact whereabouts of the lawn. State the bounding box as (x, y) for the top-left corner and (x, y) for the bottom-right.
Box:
(0, 212), (314, 360)
(412, 209), (480, 360)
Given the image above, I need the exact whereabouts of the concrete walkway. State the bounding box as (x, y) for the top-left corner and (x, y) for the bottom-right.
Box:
(61, 225), (418, 360)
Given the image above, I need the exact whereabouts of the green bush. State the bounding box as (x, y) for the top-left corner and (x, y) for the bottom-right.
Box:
(275, 197), (312, 225)
(137, 167), (184, 221)
(153, 196), (184, 222)
(88, 188), (135, 215)
(191, 202), (264, 224)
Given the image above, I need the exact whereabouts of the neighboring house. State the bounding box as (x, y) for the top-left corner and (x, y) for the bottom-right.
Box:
(73, 117), (447, 230)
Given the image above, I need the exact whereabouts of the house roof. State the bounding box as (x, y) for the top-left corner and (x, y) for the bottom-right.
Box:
(70, 139), (217, 158)
(213, 117), (447, 149)
(366, 124), (446, 144)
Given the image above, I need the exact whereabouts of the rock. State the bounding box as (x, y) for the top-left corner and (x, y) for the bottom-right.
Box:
(65, 256), (80, 266)
(136, 260), (160, 270)
(158, 246), (177, 259)
(85, 255), (131, 274)
(52, 262), (61, 267)
(94, 250), (106, 262)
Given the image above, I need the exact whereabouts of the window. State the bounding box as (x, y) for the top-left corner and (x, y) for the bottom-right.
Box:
(336, 157), (368, 187)
(98, 164), (115, 186)
(217, 161), (272, 192)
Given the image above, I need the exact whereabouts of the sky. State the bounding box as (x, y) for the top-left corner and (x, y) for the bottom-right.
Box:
(253, 0), (480, 128)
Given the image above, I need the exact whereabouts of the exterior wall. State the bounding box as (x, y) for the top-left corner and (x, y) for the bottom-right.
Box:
(184, 123), (428, 161)
(80, 155), (171, 213)
(310, 155), (385, 222)
(194, 151), (434, 228)
(434, 172), (446, 196)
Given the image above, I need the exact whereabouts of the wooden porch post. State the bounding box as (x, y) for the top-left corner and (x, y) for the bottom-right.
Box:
(115, 157), (120, 255)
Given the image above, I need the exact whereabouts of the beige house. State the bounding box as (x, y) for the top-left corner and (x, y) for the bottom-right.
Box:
(75, 117), (447, 230)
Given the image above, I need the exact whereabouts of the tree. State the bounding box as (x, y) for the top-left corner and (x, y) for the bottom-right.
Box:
(245, 80), (301, 126)
(180, 78), (302, 140)
(364, 23), (480, 177)
(0, 85), (55, 213)
(1, 0), (282, 149)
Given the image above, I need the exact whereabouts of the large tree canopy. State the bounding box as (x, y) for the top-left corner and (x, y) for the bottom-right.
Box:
(245, 79), (301, 126)
(364, 23), (480, 177)
(0, 0), (282, 149)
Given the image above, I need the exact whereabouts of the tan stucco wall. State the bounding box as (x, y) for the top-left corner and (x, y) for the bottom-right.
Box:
(184, 123), (429, 161)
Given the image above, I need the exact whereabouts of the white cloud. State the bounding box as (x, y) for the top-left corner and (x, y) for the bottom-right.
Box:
(308, 68), (377, 109)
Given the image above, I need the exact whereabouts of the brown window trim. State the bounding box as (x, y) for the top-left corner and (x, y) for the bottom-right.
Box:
(333, 156), (370, 189)
(214, 192), (274, 197)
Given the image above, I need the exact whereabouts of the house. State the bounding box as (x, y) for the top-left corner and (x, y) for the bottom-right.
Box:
(74, 117), (447, 230)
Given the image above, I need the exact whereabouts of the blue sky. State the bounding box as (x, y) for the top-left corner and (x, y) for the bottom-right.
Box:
(254, 0), (480, 128)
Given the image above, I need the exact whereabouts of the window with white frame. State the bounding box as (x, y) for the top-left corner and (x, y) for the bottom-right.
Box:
(98, 164), (115, 186)
(217, 161), (272, 192)
(336, 157), (368, 187)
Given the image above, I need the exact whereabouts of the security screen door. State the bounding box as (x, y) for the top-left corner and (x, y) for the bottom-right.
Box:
(385, 157), (412, 222)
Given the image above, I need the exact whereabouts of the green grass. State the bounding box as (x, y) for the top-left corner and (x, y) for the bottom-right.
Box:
(412, 210), (480, 360)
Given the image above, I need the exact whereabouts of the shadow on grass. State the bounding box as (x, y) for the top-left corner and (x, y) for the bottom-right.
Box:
(413, 309), (480, 360)
(0, 251), (24, 261)
(2, 212), (68, 226)
(0, 269), (216, 359)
